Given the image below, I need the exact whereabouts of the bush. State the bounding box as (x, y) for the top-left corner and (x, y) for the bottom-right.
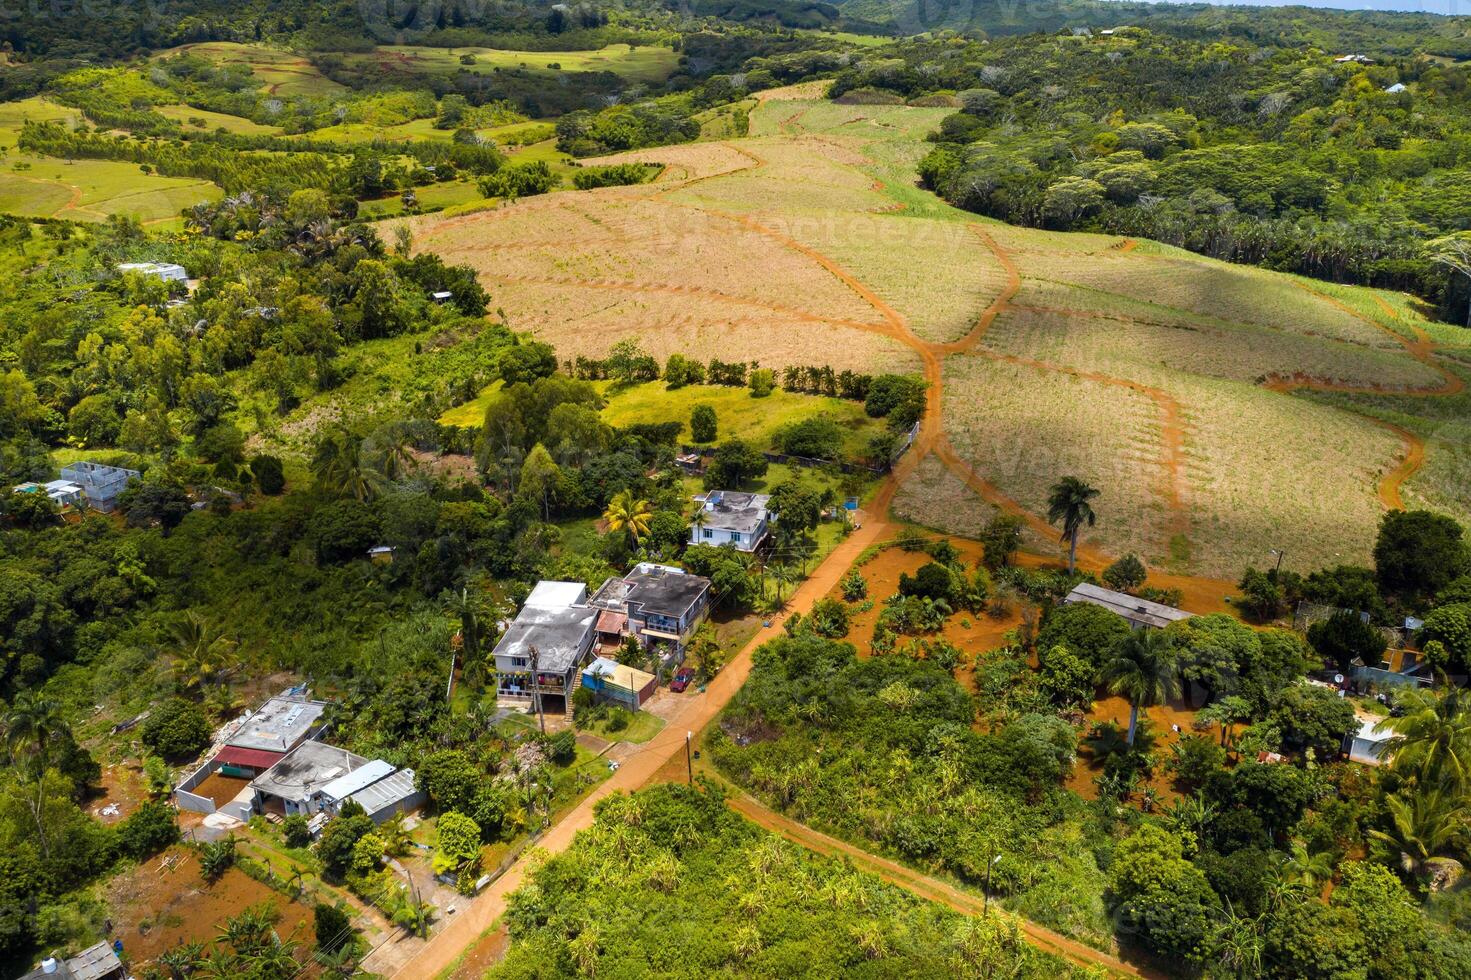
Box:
(1036, 602), (1131, 674)
(1167, 735), (1226, 788)
(690, 404), (717, 443)
(898, 562), (959, 604)
(199, 836), (236, 882)
(252, 454), (285, 494)
(433, 811), (483, 876)
(546, 729), (577, 764)
(478, 161), (556, 198)
(748, 367), (775, 397)
(318, 811), (375, 880)
(775, 416), (842, 459)
(115, 800), (179, 860)
(863, 374), (925, 425)
(840, 569), (867, 601)
(1102, 553), (1147, 592)
(283, 814), (312, 849)
(572, 162), (660, 189)
(808, 598), (851, 638)
(314, 901), (354, 953)
(142, 698), (210, 761)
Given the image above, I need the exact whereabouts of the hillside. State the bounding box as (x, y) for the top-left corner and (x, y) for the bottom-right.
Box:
(403, 82), (1471, 580)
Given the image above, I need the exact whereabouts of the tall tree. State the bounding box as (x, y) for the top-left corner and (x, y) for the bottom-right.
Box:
(1367, 790), (1467, 890)
(167, 611), (237, 693)
(1100, 629), (1180, 745)
(1383, 686), (1471, 793)
(1046, 476), (1100, 573)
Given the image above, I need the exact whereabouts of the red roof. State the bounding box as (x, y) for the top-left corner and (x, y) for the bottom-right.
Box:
(596, 610), (628, 634)
(214, 745), (286, 770)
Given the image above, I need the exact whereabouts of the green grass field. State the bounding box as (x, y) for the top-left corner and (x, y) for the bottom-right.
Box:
(0, 155), (219, 223)
(154, 104), (283, 136)
(441, 380), (885, 460)
(350, 43), (679, 84)
(152, 42), (347, 98)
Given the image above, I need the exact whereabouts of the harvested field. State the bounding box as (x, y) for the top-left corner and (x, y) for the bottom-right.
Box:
(990, 300), (1445, 391)
(940, 355), (1177, 567)
(405, 89), (1468, 581)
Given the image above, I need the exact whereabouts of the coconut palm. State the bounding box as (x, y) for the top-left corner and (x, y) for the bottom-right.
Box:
(1368, 790), (1468, 890)
(167, 612), (237, 693)
(3, 693), (69, 856)
(1383, 685), (1471, 792)
(771, 562), (796, 605)
(1046, 476), (1100, 573)
(603, 489), (653, 547)
(1100, 629), (1179, 746)
(312, 428), (381, 502)
(1280, 840), (1335, 892)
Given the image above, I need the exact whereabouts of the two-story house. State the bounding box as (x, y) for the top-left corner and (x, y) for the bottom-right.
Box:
(591, 564), (712, 670)
(689, 490), (771, 553)
(491, 581), (598, 717)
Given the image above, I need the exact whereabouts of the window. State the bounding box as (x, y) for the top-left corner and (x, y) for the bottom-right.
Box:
(703, 528), (713, 539)
(512, 657), (528, 668)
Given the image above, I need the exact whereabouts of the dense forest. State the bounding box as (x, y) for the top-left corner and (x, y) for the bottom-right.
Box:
(815, 30), (1471, 320)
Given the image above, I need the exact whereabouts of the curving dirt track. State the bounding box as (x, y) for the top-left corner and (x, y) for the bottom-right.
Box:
(1262, 281), (1463, 510)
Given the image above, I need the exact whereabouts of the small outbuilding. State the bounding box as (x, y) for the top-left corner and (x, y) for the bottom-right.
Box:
(1347, 716), (1395, 766)
(1062, 582), (1192, 630)
(20, 941), (125, 980)
(582, 657), (658, 711)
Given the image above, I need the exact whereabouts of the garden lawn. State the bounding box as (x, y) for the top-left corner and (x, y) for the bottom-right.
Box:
(578, 709), (665, 744)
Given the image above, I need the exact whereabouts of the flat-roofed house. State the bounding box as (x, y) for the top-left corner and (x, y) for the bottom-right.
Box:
(690, 490), (771, 552)
(57, 461), (141, 513)
(492, 581), (597, 716)
(1062, 582), (1192, 630)
(250, 741), (372, 818)
(591, 563), (712, 667)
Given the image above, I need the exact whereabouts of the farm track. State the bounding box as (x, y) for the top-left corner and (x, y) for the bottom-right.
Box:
(1263, 281), (1465, 510)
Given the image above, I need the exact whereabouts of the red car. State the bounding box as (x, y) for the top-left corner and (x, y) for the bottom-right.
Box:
(669, 668), (695, 693)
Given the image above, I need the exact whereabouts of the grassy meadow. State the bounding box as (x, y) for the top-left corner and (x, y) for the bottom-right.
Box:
(340, 43), (679, 84)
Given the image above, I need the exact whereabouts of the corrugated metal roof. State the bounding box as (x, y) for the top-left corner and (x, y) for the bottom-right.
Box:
(318, 758), (396, 802)
(212, 745), (286, 770)
(1063, 582), (1192, 629)
(584, 657), (655, 693)
(347, 768), (419, 815)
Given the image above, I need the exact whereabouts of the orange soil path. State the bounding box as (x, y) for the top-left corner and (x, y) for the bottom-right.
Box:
(1267, 281), (1464, 510)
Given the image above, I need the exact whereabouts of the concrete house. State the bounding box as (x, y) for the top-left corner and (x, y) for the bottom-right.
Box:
(250, 741), (373, 818)
(174, 694), (329, 818)
(57, 462), (141, 513)
(12, 480), (85, 510)
(1063, 582), (1192, 630)
(491, 581), (598, 716)
(690, 490), (771, 552)
(117, 261), (188, 282)
(591, 563), (712, 660)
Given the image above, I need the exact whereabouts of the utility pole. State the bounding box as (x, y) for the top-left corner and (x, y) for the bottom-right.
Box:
(1270, 547), (1286, 576)
(529, 645), (545, 735)
(685, 731), (693, 785)
(984, 850), (1001, 916)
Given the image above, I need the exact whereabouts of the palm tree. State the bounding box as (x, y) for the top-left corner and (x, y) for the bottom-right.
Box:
(1368, 790), (1468, 890)
(1279, 840), (1335, 892)
(603, 489), (653, 547)
(1100, 629), (1179, 746)
(444, 587), (481, 685)
(1383, 686), (1471, 792)
(771, 562), (796, 605)
(1046, 476), (1100, 573)
(3, 692), (69, 856)
(167, 612), (237, 693)
(312, 428), (381, 502)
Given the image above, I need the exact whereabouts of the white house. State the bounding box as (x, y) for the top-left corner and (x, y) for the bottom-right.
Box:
(1385, 83), (1407, 94)
(1347, 716), (1395, 765)
(690, 490), (770, 552)
(117, 261), (188, 283)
